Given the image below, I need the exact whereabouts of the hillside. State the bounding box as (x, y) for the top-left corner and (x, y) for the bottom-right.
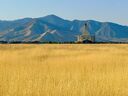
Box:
(0, 15), (128, 42)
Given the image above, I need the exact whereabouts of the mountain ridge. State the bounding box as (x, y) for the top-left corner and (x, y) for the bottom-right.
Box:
(0, 14), (128, 43)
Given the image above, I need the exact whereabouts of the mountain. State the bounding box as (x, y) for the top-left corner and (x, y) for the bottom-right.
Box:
(0, 14), (128, 42)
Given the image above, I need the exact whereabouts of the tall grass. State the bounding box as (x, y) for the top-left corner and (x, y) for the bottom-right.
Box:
(0, 44), (128, 96)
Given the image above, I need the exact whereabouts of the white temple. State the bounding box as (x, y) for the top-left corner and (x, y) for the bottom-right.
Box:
(77, 23), (95, 43)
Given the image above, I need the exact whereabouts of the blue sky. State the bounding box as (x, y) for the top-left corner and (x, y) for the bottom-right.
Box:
(0, 0), (127, 25)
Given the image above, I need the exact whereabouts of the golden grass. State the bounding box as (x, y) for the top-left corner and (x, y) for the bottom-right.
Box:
(0, 44), (128, 96)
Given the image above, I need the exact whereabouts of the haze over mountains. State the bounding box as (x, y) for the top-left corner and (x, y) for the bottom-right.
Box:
(0, 14), (128, 42)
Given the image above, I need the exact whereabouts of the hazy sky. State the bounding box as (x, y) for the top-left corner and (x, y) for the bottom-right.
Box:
(0, 0), (127, 25)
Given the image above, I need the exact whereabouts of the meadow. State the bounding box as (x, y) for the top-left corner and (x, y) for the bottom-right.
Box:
(0, 44), (128, 96)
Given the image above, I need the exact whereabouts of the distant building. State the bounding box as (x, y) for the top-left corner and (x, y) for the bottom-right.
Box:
(77, 23), (95, 43)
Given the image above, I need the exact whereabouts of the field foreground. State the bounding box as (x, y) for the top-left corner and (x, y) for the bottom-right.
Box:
(0, 44), (128, 96)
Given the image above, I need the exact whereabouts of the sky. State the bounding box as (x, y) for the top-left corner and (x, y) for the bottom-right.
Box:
(0, 0), (127, 25)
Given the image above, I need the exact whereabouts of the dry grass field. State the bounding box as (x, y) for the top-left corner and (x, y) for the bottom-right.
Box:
(0, 44), (128, 96)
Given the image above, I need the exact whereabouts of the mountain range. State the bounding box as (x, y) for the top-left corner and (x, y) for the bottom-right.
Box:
(0, 14), (128, 43)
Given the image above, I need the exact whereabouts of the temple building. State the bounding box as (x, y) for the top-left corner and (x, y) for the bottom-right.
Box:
(77, 23), (95, 43)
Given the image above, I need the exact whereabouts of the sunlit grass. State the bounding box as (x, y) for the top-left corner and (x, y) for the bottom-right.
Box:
(0, 44), (128, 96)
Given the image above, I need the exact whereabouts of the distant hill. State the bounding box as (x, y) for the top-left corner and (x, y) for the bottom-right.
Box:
(0, 14), (128, 43)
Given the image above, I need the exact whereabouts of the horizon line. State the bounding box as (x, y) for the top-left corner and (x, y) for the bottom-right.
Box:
(0, 14), (127, 26)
